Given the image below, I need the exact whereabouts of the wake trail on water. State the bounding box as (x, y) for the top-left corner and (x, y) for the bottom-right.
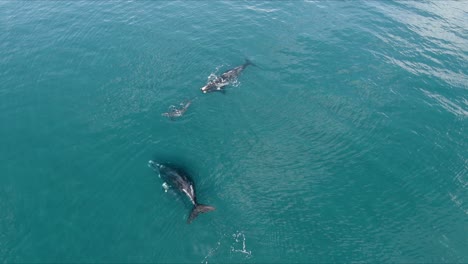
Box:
(201, 230), (252, 263)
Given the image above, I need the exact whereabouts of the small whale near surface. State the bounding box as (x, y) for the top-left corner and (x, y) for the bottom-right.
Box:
(161, 97), (195, 120)
(148, 160), (215, 223)
(200, 59), (255, 93)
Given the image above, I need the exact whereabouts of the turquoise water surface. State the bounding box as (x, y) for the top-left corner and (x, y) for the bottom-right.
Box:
(0, 1), (467, 263)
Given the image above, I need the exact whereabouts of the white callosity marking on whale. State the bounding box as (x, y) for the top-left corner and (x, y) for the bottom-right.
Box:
(162, 182), (169, 192)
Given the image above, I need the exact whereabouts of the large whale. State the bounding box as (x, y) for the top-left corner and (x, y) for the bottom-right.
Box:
(200, 59), (255, 93)
(148, 160), (215, 223)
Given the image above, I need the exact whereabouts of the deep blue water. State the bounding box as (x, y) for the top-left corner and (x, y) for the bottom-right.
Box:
(0, 1), (467, 263)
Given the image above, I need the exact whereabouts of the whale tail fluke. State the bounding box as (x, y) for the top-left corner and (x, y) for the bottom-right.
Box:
(188, 204), (215, 223)
(244, 58), (256, 67)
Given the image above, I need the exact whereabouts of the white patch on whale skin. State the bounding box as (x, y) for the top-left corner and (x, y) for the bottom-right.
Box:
(182, 188), (195, 204)
(216, 81), (228, 88)
(148, 160), (163, 175)
(162, 182), (169, 192)
(201, 86), (209, 93)
(189, 185), (194, 197)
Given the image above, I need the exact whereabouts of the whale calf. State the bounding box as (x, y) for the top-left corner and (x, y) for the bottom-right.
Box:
(200, 59), (255, 93)
(148, 160), (215, 223)
(162, 98), (195, 120)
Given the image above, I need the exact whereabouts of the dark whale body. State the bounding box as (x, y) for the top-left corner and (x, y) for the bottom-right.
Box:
(148, 160), (215, 223)
(200, 59), (255, 93)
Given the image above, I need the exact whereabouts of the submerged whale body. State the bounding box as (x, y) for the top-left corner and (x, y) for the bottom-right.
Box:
(148, 160), (215, 223)
(200, 59), (255, 93)
(161, 98), (195, 120)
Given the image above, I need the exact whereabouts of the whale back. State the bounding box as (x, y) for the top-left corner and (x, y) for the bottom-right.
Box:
(160, 166), (192, 189)
(159, 165), (197, 204)
(149, 161), (215, 223)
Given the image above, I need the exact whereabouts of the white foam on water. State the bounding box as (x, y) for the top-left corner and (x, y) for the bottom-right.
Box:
(207, 64), (229, 82)
(200, 231), (252, 263)
(207, 73), (217, 82)
(231, 79), (240, 87)
(230, 231), (252, 258)
(201, 240), (222, 264)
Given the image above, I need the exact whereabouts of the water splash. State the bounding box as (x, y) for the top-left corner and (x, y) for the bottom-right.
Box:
(207, 73), (218, 82)
(230, 231), (252, 258)
(161, 98), (194, 119)
(231, 78), (241, 87)
(201, 231), (252, 263)
(207, 64), (226, 82)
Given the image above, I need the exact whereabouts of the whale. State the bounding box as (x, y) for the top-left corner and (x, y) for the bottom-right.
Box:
(148, 160), (215, 223)
(162, 98), (195, 120)
(200, 59), (255, 93)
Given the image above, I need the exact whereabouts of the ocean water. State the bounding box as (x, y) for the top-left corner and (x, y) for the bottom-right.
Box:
(0, 1), (467, 262)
